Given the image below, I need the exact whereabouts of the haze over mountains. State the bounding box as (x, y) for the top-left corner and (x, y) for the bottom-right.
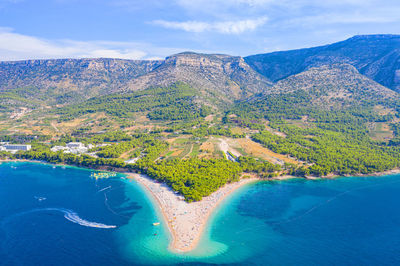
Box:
(0, 34), (399, 111)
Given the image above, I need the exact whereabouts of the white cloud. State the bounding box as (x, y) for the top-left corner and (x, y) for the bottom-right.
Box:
(173, 0), (398, 21)
(282, 7), (400, 28)
(175, 0), (378, 10)
(153, 17), (267, 34)
(237, 0), (274, 5)
(173, 0), (400, 32)
(152, 20), (209, 33)
(214, 17), (268, 34)
(175, 0), (274, 10)
(80, 48), (147, 60)
(0, 28), (174, 61)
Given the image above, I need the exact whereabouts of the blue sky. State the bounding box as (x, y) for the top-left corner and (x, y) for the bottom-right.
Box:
(0, 0), (399, 60)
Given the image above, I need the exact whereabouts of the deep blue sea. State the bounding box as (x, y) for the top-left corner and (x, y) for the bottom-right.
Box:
(1, 162), (400, 265)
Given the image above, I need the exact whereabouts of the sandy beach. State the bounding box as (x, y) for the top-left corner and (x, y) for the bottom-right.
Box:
(3, 159), (399, 252)
(126, 169), (400, 252)
(126, 173), (259, 252)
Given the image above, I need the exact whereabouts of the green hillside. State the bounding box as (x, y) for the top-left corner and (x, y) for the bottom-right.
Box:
(1, 34), (400, 201)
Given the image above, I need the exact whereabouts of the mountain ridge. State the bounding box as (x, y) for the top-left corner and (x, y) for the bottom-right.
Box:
(1, 35), (400, 185)
(268, 63), (399, 109)
(0, 34), (399, 112)
(124, 52), (272, 104)
(0, 52), (272, 109)
(245, 34), (400, 92)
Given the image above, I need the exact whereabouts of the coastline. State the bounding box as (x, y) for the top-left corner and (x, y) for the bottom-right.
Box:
(305, 168), (400, 180)
(2, 159), (400, 252)
(2, 158), (398, 180)
(126, 173), (261, 252)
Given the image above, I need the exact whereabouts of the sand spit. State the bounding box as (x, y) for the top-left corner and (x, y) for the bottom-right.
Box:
(127, 173), (258, 252)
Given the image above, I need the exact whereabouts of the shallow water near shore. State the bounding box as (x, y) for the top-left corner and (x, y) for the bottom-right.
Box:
(2, 162), (400, 265)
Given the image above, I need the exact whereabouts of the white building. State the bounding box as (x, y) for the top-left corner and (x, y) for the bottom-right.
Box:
(66, 142), (85, 149)
(50, 142), (88, 154)
(50, 146), (69, 152)
(70, 147), (88, 154)
(3, 144), (31, 151)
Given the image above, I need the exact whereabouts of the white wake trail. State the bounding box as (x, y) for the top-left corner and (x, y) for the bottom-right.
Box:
(3, 208), (117, 229)
(60, 209), (117, 229)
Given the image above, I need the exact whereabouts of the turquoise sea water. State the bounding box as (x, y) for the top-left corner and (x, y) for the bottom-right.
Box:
(1, 162), (400, 265)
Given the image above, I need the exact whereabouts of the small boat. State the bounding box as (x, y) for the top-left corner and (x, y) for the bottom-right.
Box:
(90, 172), (117, 180)
(34, 196), (46, 201)
(152, 222), (160, 226)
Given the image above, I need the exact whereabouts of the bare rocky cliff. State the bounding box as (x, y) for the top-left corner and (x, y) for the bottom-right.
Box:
(0, 35), (399, 113)
(0, 53), (272, 108)
(266, 63), (399, 109)
(125, 52), (272, 104)
(0, 58), (162, 98)
(245, 34), (400, 93)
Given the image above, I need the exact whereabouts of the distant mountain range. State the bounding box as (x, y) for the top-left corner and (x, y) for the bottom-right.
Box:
(245, 34), (400, 93)
(0, 34), (399, 111)
(1, 34), (399, 181)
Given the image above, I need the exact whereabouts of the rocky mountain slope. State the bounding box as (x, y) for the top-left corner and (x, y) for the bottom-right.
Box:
(0, 53), (272, 109)
(0, 34), (399, 115)
(245, 34), (400, 93)
(0, 58), (162, 105)
(235, 63), (400, 121)
(125, 52), (272, 104)
(269, 64), (399, 106)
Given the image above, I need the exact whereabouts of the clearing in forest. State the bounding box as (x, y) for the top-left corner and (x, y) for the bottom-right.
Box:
(236, 138), (301, 165)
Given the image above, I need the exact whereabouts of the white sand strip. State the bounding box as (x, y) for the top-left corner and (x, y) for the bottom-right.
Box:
(127, 173), (258, 252)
